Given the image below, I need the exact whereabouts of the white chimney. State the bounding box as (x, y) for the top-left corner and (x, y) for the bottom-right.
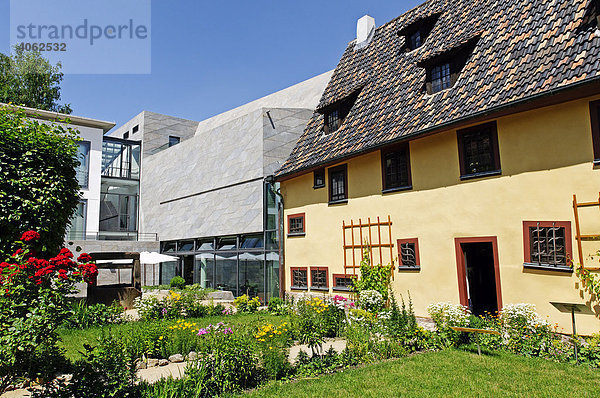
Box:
(355, 15), (375, 50)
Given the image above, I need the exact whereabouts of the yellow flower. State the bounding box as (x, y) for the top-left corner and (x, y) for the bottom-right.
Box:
(159, 336), (163, 340)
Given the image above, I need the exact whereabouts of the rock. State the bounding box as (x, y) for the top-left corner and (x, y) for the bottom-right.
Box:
(147, 358), (159, 367)
(158, 359), (169, 367)
(168, 354), (184, 363)
(187, 351), (198, 361)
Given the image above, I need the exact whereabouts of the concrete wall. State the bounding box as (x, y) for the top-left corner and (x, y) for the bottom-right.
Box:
(281, 94), (600, 335)
(108, 111), (199, 157)
(64, 239), (159, 254)
(140, 109), (266, 240)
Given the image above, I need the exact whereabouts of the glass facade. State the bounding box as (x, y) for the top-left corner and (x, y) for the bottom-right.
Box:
(159, 182), (282, 301)
(102, 138), (141, 180)
(100, 138), (141, 240)
(66, 200), (87, 240)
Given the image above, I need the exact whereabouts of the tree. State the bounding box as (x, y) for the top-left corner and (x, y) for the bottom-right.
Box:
(0, 47), (71, 114)
(0, 105), (81, 256)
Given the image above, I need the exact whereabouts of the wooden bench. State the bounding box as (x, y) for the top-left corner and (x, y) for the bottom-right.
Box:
(450, 326), (501, 355)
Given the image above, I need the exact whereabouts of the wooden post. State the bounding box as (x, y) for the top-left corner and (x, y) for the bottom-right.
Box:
(388, 215), (394, 280)
(351, 220), (356, 273)
(368, 217), (373, 265)
(573, 194), (584, 269)
(377, 216), (383, 265)
(343, 221), (348, 275)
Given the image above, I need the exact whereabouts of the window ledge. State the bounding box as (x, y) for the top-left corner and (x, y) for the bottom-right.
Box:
(523, 263), (573, 273)
(287, 232), (306, 238)
(593, 159), (600, 167)
(290, 286), (308, 291)
(313, 184), (325, 189)
(397, 266), (421, 272)
(328, 199), (348, 206)
(460, 169), (502, 181)
(332, 287), (354, 292)
(382, 186), (413, 194)
(310, 287), (330, 292)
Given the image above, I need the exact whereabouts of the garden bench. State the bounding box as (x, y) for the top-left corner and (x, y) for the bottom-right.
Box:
(450, 326), (501, 355)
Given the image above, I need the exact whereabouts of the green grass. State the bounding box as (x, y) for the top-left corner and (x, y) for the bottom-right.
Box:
(241, 349), (600, 397)
(58, 312), (286, 362)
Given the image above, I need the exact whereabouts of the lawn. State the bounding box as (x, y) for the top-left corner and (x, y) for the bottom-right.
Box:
(58, 313), (286, 362)
(241, 349), (600, 397)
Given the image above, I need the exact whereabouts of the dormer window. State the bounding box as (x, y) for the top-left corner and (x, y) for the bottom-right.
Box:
(419, 36), (480, 95)
(398, 13), (440, 52)
(320, 89), (361, 134)
(582, 0), (600, 28)
(326, 109), (342, 133)
(431, 63), (451, 93)
(408, 30), (422, 50)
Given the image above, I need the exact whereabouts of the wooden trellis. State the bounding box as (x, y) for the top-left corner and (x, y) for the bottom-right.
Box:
(342, 215), (395, 278)
(572, 193), (600, 271)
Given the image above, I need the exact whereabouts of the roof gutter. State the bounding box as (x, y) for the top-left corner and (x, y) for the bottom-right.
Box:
(275, 76), (600, 181)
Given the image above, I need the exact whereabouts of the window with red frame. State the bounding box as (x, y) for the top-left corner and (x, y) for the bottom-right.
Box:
(291, 267), (308, 289)
(333, 274), (355, 291)
(590, 100), (600, 162)
(310, 267), (328, 290)
(287, 213), (305, 236)
(397, 238), (420, 270)
(523, 221), (572, 270)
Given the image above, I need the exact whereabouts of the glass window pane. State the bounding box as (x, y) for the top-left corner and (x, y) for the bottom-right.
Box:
(67, 201), (87, 240)
(161, 242), (176, 253)
(241, 234), (264, 249)
(238, 253), (264, 300)
(195, 253), (215, 288)
(178, 240), (194, 252)
(266, 255), (279, 301)
(215, 252), (237, 294)
(217, 237), (237, 251)
(266, 231), (278, 250)
(76, 141), (90, 188)
(196, 238), (215, 251)
(160, 261), (178, 285)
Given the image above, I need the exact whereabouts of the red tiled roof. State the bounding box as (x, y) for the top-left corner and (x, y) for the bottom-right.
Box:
(276, 0), (600, 177)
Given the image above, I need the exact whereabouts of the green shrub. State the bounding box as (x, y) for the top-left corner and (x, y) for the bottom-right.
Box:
(169, 276), (186, 290)
(63, 301), (124, 329)
(34, 333), (138, 398)
(187, 323), (259, 395)
(0, 106), (81, 256)
(254, 321), (292, 380)
(234, 294), (261, 313)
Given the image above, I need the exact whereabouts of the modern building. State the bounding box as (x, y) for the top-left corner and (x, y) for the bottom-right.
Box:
(13, 106), (115, 244)
(275, 0), (600, 334)
(105, 71), (332, 300)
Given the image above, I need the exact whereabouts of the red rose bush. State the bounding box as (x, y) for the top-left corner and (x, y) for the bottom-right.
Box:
(0, 231), (98, 389)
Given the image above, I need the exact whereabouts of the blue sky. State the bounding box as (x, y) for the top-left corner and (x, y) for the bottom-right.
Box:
(0, 0), (420, 128)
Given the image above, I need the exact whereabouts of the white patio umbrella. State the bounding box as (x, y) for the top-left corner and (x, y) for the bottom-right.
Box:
(140, 251), (179, 264)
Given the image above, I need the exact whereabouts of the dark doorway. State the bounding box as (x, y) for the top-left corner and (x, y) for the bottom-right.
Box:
(455, 237), (502, 316)
(183, 255), (194, 285)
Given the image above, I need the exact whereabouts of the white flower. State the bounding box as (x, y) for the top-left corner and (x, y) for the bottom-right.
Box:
(427, 302), (470, 329)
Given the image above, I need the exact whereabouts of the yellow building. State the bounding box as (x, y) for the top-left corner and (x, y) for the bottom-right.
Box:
(275, 0), (600, 335)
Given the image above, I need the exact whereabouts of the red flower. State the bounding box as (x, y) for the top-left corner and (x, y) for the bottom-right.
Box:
(77, 253), (92, 263)
(20, 231), (40, 242)
(12, 249), (24, 257)
(59, 248), (74, 258)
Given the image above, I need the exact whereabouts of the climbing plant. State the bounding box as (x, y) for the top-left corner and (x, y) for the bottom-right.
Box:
(353, 247), (393, 303)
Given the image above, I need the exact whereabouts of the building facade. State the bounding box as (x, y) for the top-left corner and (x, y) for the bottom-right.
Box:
(276, 0), (600, 334)
(107, 71), (332, 300)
